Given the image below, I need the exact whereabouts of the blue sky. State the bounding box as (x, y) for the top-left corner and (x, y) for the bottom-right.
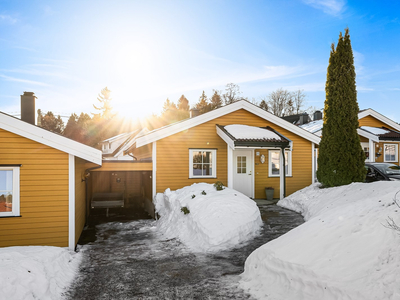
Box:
(1, 0), (400, 122)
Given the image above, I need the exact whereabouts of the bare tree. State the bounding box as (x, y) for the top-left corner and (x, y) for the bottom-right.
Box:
(267, 88), (293, 117)
(292, 89), (306, 115)
(222, 83), (247, 105)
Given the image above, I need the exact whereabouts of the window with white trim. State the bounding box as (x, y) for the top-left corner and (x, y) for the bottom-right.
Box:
(384, 144), (398, 162)
(0, 167), (20, 217)
(268, 150), (292, 177)
(189, 149), (216, 178)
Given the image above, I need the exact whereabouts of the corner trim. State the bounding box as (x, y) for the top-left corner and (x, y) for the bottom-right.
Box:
(68, 154), (75, 250)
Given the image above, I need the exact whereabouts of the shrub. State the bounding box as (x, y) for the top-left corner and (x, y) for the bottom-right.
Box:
(201, 190), (207, 195)
(181, 206), (190, 215)
(213, 181), (224, 191)
(191, 194), (196, 199)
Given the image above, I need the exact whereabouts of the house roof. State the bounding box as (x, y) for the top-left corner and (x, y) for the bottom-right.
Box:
(0, 111), (102, 165)
(216, 124), (290, 148)
(361, 126), (400, 141)
(103, 128), (149, 159)
(358, 108), (400, 132)
(135, 100), (321, 148)
(100, 131), (137, 144)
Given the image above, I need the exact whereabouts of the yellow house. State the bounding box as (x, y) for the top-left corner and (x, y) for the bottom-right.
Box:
(301, 108), (400, 166)
(127, 100), (321, 200)
(0, 92), (102, 249)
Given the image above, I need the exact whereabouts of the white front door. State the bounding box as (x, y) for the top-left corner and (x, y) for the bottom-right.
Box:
(233, 149), (253, 198)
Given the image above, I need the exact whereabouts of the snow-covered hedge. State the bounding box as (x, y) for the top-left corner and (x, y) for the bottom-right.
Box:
(240, 182), (400, 300)
(154, 183), (262, 252)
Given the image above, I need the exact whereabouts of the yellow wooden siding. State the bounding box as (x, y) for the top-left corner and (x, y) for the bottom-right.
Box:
(359, 115), (397, 131)
(130, 143), (152, 160)
(155, 109), (313, 196)
(0, 128), (69, 247)
(373, 142), (400, 165)
(93, 162), (152, 172)
(75, 158), (90, 245)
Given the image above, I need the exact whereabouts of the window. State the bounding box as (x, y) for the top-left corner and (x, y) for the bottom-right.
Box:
(384, 144), (398, 162)
(268, 150), (292, 177)
(0, 167), (20, 217)
(189, 149), (216, 178)
(237, 156), (246, 174)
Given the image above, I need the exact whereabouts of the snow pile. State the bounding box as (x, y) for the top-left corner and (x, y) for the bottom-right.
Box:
(154, 183), (262, 252)
(0, 246), (81, 300)
(240, 181), (400, 300)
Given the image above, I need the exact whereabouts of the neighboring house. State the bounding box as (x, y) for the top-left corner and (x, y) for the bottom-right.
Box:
(0, 92), (102, 249)
(300, 108), (400, 166)
(100, 128), (148, 161)
(125, 100), (321, 201)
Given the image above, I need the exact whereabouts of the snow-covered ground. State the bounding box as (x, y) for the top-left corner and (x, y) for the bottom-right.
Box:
(154, 182), (263, 252)
(240, 181), (400, 300)
(0, 246), (81, 300)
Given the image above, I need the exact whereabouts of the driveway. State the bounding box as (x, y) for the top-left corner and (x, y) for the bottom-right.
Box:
(65, 205), (304, 300)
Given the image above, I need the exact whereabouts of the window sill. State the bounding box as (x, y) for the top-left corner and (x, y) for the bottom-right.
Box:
(0, 215), (22, 218)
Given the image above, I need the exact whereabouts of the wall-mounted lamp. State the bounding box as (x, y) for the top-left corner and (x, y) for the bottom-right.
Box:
(260, 154), (266, 164)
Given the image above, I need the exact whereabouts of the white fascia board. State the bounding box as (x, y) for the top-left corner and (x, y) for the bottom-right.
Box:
(0, 113), (102, 165)
(115, 128), (149, 157)
(357, 128), (379, 142)
(216, 126), (235, 149)
(136, 101), (321, 147)
(359, 109), (400, 132)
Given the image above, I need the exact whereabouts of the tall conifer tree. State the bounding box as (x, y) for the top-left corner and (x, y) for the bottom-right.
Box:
(317, 28), (365, 187)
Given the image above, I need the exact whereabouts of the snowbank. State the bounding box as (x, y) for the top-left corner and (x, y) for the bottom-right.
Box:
(154, 183), (262, 252)
(240, 181), (400, 300)
(0, 246), (81, 300)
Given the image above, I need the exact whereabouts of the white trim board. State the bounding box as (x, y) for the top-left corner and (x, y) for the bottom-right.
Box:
(68, 154), (75, 250)
(136, 100), (321, 148)
(0, 112), (102, 165)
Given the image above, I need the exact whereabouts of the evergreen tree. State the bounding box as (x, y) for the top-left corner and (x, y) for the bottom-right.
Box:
(210, 90), (223, 110)
(317, 28), (365, 187)
(63, 113), (79, 138)
(38, 109), (64, 134)
(195, 91), (211, 114)
(259, 99), (268, 111)
(93, 87), (115, 120)
(177, 95), (190, 111)
(162, 98), (177, 113)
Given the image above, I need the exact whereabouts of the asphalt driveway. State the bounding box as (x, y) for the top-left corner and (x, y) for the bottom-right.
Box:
(65, 205), (303, 300)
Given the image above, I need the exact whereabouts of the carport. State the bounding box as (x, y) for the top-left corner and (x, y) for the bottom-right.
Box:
(87, 161), (155, 218)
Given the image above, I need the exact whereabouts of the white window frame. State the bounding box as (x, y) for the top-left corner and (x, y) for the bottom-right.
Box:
(268, 150), (292, 177)
(189, 149), (217, 178)
(384, 144), (398, 162)
(0, 166), (20, 217)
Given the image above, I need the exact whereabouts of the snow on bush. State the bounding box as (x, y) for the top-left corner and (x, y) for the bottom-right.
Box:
(154, 183), (262, 252)
(240, 181), (400, 300)
(0, 246), (81, 300)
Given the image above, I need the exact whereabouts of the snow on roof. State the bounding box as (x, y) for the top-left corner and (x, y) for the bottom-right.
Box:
(225, 124), (281, 140)
(299, 119), (323, 134)
(360, 126), (390, 135)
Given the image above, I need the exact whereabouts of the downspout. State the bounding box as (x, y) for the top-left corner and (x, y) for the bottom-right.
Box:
(128, 152), (138, 160)
(281, 147), (286, 198)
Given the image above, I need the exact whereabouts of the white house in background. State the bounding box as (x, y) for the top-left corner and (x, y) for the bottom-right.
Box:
(100, 128), (149, 161)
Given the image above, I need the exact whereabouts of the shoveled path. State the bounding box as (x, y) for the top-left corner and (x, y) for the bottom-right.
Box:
(64, 205), (304, 300)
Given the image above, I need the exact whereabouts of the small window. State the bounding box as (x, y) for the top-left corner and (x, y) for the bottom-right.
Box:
(237, 156), (246, 174)
(384, 144), (398, 162)
(189, 149), (216, 178)
(0, 167), (20, 217)
(268, 150), (292, 177)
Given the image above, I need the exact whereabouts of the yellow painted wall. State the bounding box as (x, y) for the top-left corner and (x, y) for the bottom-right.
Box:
(359, 115), (397, 130)
(155, 109), (313, 197)
(93, 162), (152, 172)
(0, 129), (69, 247)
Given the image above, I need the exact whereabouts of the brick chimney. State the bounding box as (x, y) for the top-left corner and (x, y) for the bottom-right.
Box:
(21, 92), (36, 125)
